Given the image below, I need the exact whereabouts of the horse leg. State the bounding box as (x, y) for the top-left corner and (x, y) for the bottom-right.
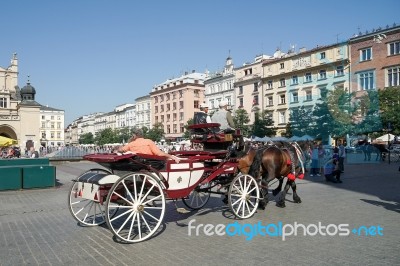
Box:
(290, 180), (302, 203)
(258, 174), (269, 210)
(272, 178), (283, 196)
(276, 180), (290, 208)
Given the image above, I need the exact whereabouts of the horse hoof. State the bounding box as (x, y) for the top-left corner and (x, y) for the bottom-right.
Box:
(293, 197), (302, 203)
(276, 202), (286, 208)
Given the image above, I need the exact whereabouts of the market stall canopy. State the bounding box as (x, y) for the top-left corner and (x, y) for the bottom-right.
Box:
(299, 135), (315, 141)
(376, 133), (397, 142)
(0, 136), (18, 147)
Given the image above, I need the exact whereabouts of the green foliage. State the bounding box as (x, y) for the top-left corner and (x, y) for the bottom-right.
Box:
(79, 132), (94, 144)
(378, 86), (400, 135)
(287, 106), (313, 137)
(94, 128), (117, 145)
(233, 108), (251, 137)
(145, 123), (164, 141)
(182, 118), (194, 139)
(251, 110), (276, 137)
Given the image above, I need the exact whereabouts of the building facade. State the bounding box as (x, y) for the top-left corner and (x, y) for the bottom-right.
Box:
(262, 44), (350, 135)
(204, 57), (235, 114)
(150, 72), (206, 140)
(1, 54), (64, 150)
(349, 25), (400, 93)
(40, 106), (65, 147)
(135, 95), (151, 130)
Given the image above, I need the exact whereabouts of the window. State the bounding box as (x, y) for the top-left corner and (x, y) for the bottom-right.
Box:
(160, 95), (164, 102)
(245, 68), (252, 75)
(180, 112), (184, 121)
(41, 122), (45, 128)
(161, 105), (164, 112)
(167, 104), (170, 111)
(51, 122), (55, 129)
(194, 90), (199, 98)
(359, 71), (375, 90)
(305, 72), (312, 82)
(267, 80), (273, 89)
(253, 95), (259, 105)
(306, 90), (312, 101)
(41, 115), (45, 119)
(167, 114), (170, 122)
(267, 96), (273, 106)
(319, 70), (327, 79)
(41, 132), (46, 139)
(166, 93), (170, 100)
(336, 65), (344, 76)
(279, 78), (286, 87)
(179, 101), (184, 109)
(173, 102), (177, 110)
(253, 83), (258, 92)
(0, 98), (7, 108)
(292, 75), (298, 85)
(51, 116), (54, 120)
(387, 66), (400, 87)
(161, 115), (164, 122)
(278, 111), (286, 124)
(226, 97), (232, 106)
(173, 124), (177, 133)
(320, 52), (326, 59)
(57, 123), (61, 129)
(172, 92), (176, 99)
(291, 92), (298, 103)
(239, 98), (243, 107)
(57, 132), (61, 139)
(210, 100), (215, 109)
(388, 41), (400, 55)
(51, 132), (55, 138)
(360, 47), (372, 61)
(194, 101), (199, 109)
(239, 86), (243, 95)
(279, 94), (286, 104)
(179, 90), (183, 98)
(173, 113), (177, 121)
(280, 63), (284, 69)
(155, 106), (158, 113)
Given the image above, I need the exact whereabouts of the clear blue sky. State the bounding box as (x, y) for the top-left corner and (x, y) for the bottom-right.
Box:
(1, 0), (399, 125)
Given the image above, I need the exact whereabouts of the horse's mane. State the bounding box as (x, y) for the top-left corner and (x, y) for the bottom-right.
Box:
(248, 147), (267, 178)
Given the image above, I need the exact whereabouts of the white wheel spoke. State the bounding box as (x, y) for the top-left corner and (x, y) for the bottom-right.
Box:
(137, 212), (142, 240)
(138, 175), (147, 201)
(231, 197), (241, 207)
(247, 199), (256, 208)
(112, 191), (134, 206)
(247, 186), (257, 194)
(243, 175), (248, 192)
(116, 212), (135, 234)
(238, 178), (244, 191)
(97, 203), (106, 222)
(132, 174), (138, 201)
(74, 200), (92, 215)
(122, 179), (135, 203)
(140, 184), (156, 204)
(141, 194), (162, 206)
(92, 203), (97, 224)
(128, 212), (137, 241)
(143, 210), (160, 223)
(245, 200), (251, 215)
(233, 184), (242, 193)
(140, 212), (152, 232)
(110, 208), (133, 223)
(143, 206), (163, 210)
(242, 200), (245, 217)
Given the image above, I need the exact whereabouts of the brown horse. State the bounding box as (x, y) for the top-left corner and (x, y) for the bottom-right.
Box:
(237, 142), (305, 208)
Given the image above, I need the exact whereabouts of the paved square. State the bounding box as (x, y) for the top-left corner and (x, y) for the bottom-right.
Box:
(0, 156), (399, 266)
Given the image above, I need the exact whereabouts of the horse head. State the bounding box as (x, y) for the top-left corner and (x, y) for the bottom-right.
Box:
(237, 145), (256, 174)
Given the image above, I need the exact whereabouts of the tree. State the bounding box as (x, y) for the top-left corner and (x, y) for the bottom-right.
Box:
(115, 127), (132, 144)
(94, 128), (117, 145)
(287, 106), (313, 137)
(182, 118), (194, 139)
(146, 123), (164, 141)
(353, 90), (382, 135)
(233, 108), (251, 137)
(378, 86), (400, 135)
(79, 132), (94, 144)
(252, 110), (276, 137)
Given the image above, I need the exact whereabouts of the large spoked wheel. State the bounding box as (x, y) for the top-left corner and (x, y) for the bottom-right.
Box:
(228, 174), (260, 219)
(182, 182), (211, 210)
(105, 172), (166, 243)
(68, 168), (114, 226)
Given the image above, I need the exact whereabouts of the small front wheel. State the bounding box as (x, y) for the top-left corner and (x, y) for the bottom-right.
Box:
(182, 183), (211, 210)
(228, 174), (260, 219)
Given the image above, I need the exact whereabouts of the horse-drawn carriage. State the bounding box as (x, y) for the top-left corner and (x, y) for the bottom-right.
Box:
(68, 123), (261, 243)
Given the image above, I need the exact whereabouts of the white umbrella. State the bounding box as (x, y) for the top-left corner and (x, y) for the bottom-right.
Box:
(271, 136), (288, 142)
(289, 135), (302, 141)
(376, 133), (396, 142)
(300, 135), (314, 141)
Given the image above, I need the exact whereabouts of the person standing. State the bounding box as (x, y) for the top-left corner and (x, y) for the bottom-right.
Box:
(338, 141), (346, 173)
(30, 147), (39, 158)
(318, 143), (326, 175)
(310, 143), (319, 176)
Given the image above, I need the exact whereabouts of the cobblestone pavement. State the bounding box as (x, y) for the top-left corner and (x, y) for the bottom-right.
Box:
(0, 154), (399, 266)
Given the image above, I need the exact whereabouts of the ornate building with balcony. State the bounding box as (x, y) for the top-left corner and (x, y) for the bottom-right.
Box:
(135, 95), (151, 130)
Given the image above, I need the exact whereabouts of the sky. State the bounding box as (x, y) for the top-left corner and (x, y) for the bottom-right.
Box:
(1, 0), (399, 125)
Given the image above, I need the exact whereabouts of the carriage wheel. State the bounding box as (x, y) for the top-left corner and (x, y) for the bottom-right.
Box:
(68, 168), (117, 226)
(182, 183), (211, 210)
(228, 174), (260, 219)
(105, 172), (166, 243)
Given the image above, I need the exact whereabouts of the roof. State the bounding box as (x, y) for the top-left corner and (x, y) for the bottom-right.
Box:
(40, 105), (64, 112)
